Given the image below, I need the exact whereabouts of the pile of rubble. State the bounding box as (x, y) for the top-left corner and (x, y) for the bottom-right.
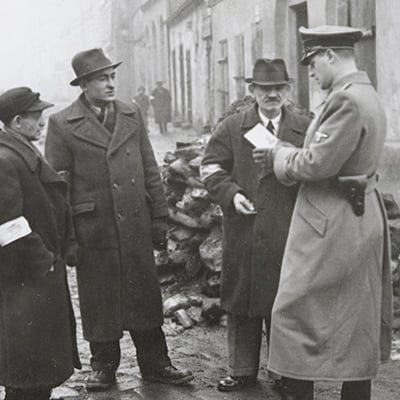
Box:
(157, 137), (223, 297)
(155, 98), (262, 330)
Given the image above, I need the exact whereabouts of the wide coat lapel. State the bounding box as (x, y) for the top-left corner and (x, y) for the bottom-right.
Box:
(107, 100), (139, 156)
(277, 106), (307, 146)
(67, 98), (110, 149)
(240, 104), (262, 146)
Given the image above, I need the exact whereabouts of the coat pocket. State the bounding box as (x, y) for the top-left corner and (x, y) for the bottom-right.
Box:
(71, 200), (118, 248)
(298, 196), (328, 237)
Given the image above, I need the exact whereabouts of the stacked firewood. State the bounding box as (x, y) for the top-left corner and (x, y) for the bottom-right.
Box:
(157, 137), (223, 298)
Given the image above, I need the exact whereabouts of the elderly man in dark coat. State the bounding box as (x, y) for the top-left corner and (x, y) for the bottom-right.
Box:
(151, 81), (171, 134)
(0, 87), (80, 400)
(201, 59), (311, 392)
(45, 48), (193, 390)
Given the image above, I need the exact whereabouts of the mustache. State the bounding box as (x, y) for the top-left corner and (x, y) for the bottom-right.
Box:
(263, 95), (282, 102)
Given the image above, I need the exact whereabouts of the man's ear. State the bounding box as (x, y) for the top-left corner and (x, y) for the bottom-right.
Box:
(13, 115), (22, 128)
(326, 48), (336, 64)
(248, 84), (254, 94)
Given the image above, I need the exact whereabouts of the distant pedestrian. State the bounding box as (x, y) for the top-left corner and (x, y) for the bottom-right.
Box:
(134, 86), (150, 131)
(0, 87), (80, 400)
(151, 81), (171, 133)
(45, 48), (193, 391)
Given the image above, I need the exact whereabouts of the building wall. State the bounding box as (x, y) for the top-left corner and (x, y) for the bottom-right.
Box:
(376, 0), (400, 142)
(375, 0), (400, 198)
(210, 0), (271, 120)
(131, 0), (170, 102)
(168, 4), (208, 131)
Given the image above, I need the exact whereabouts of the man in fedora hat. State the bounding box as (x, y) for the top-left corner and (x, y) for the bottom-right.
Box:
(0, 87), (81, 400)
(200, 58), (311, 392)
(45, 48), (193, 390)
(264, 26), (392, 400)
(151, 81), (171, 134)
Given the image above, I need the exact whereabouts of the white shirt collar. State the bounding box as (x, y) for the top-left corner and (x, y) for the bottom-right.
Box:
(258, 108), (281, 132)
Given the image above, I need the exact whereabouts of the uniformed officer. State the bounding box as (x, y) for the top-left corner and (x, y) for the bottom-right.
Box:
(264, 26), (392, 400)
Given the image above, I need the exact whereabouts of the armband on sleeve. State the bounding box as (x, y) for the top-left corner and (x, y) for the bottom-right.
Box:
(199, 163), (226, 181)
(0, 216), (32, 247)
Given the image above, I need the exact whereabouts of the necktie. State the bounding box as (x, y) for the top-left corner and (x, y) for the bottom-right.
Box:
(98, 107), (106, 124)
(266, 120), (275, 135)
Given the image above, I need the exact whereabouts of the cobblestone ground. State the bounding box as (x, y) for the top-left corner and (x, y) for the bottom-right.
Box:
(2, 120), (400, 399)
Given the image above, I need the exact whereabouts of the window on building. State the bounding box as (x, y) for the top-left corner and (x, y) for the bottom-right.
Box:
(159, 16), (166, 82)
(172, 49), (178, 119)
(186, 50), (193, 123)
(218, 39), (229, 116)
(234, 33), (246, 99)
(251, 23), (263, 63)
(348, 0), (376, 88)
(290, 2), (309, 109)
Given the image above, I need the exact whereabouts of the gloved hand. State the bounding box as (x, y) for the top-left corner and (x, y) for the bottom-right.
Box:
(151, 218), (168, 251)
(64, 240), (80, 266)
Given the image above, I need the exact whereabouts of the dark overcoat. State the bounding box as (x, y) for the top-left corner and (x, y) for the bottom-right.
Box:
(151, 87), (171, 123)
(201, 104), (310, 317)
(269, 71), (392, 380)
(0, 130), (80, 389)
(45, 97), (168, 341)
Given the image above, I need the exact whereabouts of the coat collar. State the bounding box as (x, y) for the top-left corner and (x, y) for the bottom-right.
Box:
(240, 103), (305, 142)
(66, 96), (139, 153)
(330, 71), (371, 93)
(0, 129), (64, 184)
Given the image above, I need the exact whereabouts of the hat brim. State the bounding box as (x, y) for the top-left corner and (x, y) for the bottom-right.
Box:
(70, 61), (122, 86)
(25, 99), (54, 112)
(245, 78), (294, 85)
(300, 49), (321, 66)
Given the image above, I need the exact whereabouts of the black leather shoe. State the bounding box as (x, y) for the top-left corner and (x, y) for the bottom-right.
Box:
(217, 375), (257, 392)
(86, 370), (116, 391)
(142, 365), (194, 385)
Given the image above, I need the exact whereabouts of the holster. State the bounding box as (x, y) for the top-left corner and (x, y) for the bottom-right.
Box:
(337, 175), (368, 216)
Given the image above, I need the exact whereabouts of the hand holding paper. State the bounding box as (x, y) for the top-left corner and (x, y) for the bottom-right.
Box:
(244, 123), (279, 149)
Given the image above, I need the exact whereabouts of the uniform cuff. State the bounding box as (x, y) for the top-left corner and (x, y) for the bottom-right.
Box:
(274, 147), (298, 186)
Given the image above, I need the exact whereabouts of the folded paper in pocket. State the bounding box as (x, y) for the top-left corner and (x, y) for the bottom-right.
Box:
(244, 123), (279, 148)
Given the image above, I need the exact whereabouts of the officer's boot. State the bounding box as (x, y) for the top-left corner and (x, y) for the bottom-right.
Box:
(281, 377), (314, 400)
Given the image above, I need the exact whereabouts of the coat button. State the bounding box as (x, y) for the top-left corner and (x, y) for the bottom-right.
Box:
(113, 183), (119, 189)
(131, 178), (135, 185)
(127, 149), (131, 155)
(117, 212), (123, 220)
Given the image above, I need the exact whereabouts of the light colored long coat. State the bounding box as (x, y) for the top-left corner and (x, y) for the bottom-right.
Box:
(45, 97), (168, 341)
(268, 71), (392, 380)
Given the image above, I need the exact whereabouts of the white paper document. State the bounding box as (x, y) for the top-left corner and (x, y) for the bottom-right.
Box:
(244, 123), (278, 148)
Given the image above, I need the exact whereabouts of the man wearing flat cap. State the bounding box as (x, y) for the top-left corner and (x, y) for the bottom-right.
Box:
(200, 58), (311, 392)
(45, 48), (193, 390)
(264, 26), (392, 400)
(0, 87), (81, 400)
